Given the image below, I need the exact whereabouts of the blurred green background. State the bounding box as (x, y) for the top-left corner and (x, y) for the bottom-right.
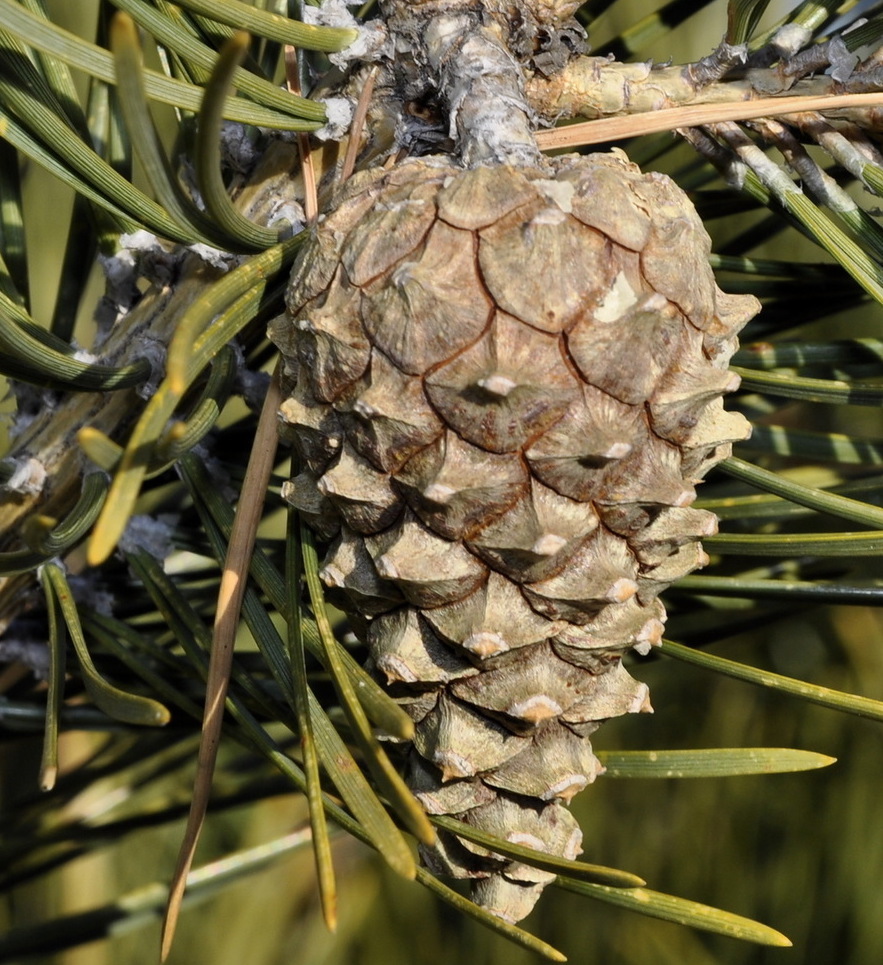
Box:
(3, 1), (883, 964)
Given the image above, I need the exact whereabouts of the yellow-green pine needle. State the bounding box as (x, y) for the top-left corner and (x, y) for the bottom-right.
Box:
(286, 509), (337, 931)
(430, 814), (645, 888)
(42, 562), (170, 727)
(557, 879), (792, 947)
(170, 0), (357, 51)
(300, 521), (434, 850)
(720, 456), (883, 529)
(38, 566), (66, 791)
(661, 638), (883, 721)
(597, 747), (836, 778)
(417, 868), (567, 962)
(193, 30), (282, 251)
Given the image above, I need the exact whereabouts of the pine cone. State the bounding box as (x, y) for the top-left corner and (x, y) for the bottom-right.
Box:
(271, 151), (758, 922)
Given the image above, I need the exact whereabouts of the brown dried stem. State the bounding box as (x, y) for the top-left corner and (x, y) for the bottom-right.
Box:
(161, 368), (282, 962)
(534, 91), (883, 150)
(525, 56), (883, 136)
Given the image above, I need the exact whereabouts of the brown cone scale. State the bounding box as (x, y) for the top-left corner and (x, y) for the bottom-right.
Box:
(271, 151), (758, 922)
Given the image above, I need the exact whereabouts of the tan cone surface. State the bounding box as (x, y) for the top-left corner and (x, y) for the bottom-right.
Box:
(271, 150), (758, 921)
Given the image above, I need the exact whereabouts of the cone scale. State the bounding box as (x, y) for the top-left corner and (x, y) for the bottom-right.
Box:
(271, 145), (758, 921)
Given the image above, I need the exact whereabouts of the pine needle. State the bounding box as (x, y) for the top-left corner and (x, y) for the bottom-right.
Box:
(160, 369), (282, 962)
(534, 92), (883, 150)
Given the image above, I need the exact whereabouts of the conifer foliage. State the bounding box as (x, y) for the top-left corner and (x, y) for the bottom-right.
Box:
(2, 2), (883, 962)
